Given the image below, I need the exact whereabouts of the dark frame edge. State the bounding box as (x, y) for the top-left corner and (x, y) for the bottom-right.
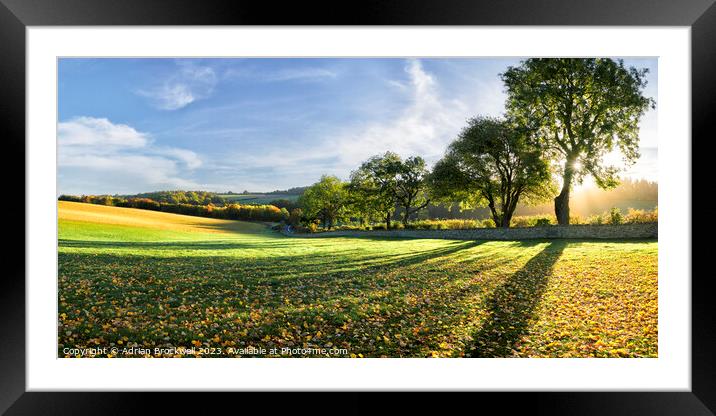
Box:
(0, 1), (26, 415)
(691, 0), (716, 414)
(3, 0), (715, 414)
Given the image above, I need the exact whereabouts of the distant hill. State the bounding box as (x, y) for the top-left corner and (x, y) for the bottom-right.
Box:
(265, 186), (309, 196)
(217, 187), (306, 207)
(217, 193), (300, 205)
(117, 190), (224, 205)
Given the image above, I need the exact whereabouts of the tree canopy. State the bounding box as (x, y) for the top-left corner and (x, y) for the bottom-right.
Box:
(348, 152), (431, 227)
(298, 175), (349, 229)
(348, 152), (401, 228)
(430, 116), (554, 227)
(502, 58), (655, 224)
(393, 156), (431, 226)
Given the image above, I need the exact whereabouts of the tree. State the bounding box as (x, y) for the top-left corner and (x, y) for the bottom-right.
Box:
(297, 175), (349, 229)
(502, 58), (655, 225)
(394, 156), (431, 226)
(430, 116), (553, 228)
(288, 208), (303, 226)
(348, 152), (401, 228)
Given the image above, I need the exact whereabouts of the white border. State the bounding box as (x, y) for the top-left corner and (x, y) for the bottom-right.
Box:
(27, 27), (690, 391)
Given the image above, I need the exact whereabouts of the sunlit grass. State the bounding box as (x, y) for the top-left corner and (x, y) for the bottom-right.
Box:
(58, 203), (657, 358)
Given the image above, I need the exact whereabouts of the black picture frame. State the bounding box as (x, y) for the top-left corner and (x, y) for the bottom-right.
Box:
(3, 0), (714, 414)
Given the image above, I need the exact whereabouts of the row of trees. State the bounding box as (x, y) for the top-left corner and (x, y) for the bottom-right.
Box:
(298, 58), (654, 228)
(59, 194), (289, 222)
(124, 190), (224, 205)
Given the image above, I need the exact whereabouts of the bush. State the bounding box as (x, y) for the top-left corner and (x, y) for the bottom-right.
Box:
(510, 215), (555, 227)
(608, 207), (623, 225)
(587, 214), (604, 225)
(405, 219), (481, 230)
(569, 215), (584, 225)
(534, 217), (551, 227)
(585, 207), (657, 225)
(390, 222), (405, 230)
(624, 207), (658, 224)
(335, 224), (365, 231)
(481, 219), (496, 228)
(288, 208), (303, 226)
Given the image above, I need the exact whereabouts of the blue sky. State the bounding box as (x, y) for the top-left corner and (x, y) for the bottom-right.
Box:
(58, 57), (657, 195)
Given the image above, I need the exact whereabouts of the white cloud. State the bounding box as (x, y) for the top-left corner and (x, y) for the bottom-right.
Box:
(58, 117), (148, 148)
(216, 59), (506, 187)
(224, 66), (337, 83)
(137, 62), (217, 110)
(264, 67), (337, 82)
(58, 117), (203, 194)
(329, 59), (488, 168)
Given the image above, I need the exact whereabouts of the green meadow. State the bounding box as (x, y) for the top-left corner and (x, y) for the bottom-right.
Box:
(58, 201), (657, 358)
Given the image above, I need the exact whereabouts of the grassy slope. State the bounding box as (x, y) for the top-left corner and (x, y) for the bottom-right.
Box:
(58, 202), (657, 358)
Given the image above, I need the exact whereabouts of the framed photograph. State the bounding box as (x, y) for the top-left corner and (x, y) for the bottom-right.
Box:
(5, 0), (714, 413)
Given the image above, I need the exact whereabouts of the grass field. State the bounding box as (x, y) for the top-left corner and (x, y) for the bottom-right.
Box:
(58, 201), (658, 358)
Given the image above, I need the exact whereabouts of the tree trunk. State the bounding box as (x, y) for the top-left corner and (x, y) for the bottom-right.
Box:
(555, 159), (575, 225)
(386, 211), (392, 229)
(500, 212), (512, 228)
(500, 193), (520, 228)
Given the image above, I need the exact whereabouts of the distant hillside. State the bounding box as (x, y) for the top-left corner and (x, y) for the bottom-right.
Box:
(117, 190), (224, 205)
(217, 193), (300, 206)
(266, 186), (308, 195)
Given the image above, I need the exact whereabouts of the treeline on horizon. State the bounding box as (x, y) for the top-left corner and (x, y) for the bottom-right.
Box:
(58, 177), (657, 224)
(222, 186), (308, 196)
(58, 194), (289, 223)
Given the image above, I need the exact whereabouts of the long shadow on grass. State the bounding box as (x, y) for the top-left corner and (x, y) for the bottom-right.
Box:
(58, 239), (301, 251)
(468, 240), (566, 358)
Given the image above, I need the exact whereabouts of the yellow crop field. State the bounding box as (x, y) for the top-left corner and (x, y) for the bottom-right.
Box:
(58, 201), (265, 235)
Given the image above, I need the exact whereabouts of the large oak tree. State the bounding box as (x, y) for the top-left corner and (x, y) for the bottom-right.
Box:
(430, 116), (553, 228)
(502, 58), (655, 225)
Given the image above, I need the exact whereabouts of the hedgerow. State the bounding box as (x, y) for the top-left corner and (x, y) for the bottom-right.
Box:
(58, 194), (288, 223)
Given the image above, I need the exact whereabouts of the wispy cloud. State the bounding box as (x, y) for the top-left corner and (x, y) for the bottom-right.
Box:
(330, 59), (468, 165)
(137, 62), (217, 110)
(217, 59), (504, 187)
(224, 66), (337, 83)
(58, 117), (203, 194)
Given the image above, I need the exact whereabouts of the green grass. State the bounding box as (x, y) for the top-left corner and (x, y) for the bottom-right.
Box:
(58, 203), (657, 358)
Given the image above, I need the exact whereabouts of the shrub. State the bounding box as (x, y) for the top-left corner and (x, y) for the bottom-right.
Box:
(405, 219), (481, 230)
(510, 215), (555, 227)
(587, 214), (604, 225)
(335, 224), (365, 231)
(534, 217), (551, 227)
(624, 207), (658, 223)
(481, 219), (496, 228)
(569, 215), (584, 225)
(608, 207), (623, 225)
